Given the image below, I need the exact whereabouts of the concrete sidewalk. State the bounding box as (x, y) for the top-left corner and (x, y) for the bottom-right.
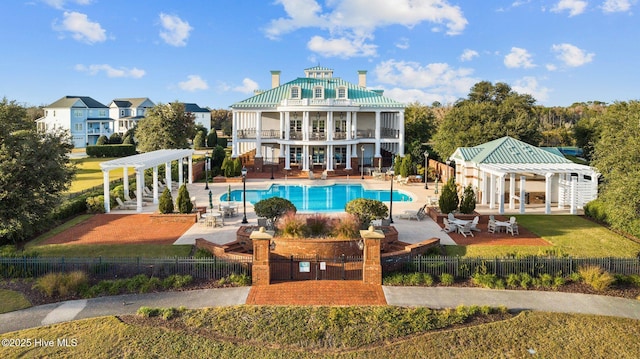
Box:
(1, 285), (639, 334)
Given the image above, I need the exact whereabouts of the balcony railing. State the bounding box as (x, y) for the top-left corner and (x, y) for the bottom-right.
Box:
(381, 128), (399, 139)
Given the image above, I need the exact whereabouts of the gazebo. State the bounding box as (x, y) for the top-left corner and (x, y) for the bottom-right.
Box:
(99, 149), (194, 213)
(449, 136), (599, 214)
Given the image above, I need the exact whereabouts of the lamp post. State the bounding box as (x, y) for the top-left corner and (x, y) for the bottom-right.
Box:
(388, 168), (395, 223)
(204, 151), (210, 190)
(241, 166), (248, 224)
(423, 150), (429, 189)
(360, 145), (365, 180)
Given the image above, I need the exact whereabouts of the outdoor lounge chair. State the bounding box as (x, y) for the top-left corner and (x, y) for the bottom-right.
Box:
(398, 205), (427, 221)
(507, 221), (519, 236)
(115, 197), (136, 210)
(470, 216), (480, 232)
(487, 219), (497, 233)
(442, 218), (456, 233)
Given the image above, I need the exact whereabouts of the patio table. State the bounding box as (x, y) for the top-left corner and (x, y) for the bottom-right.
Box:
(494, 220), (510, 232)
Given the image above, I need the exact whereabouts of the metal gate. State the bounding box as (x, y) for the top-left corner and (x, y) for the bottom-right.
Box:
(270, 254), (362, 282)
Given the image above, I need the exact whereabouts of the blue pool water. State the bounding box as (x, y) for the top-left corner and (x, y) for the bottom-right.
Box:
(221, 183), (413, 212)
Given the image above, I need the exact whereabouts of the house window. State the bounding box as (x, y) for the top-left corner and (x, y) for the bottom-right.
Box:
(74, 123), (83, 131)
(290, 147), (303, 164)
(99, 110), (106, 117)
(334, 146), (347, 165)
(337, 87), (347, 99)
(290, 86), (301, 99)
(120, 110), (125, 116)
(313, 86), (324, 99)
(74, 110), (83, 117)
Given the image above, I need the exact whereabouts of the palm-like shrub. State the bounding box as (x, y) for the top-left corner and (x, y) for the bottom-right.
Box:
(438, 178), (459, 214)
(176, 184), (193, 214)
(459, 184), (476, 214)
(345, 198), (388, 229)
(306, 214), (332, 237)
(278, 211), (307, 238)
(158, 187), (174, 214)
(330, 214), (361, 239)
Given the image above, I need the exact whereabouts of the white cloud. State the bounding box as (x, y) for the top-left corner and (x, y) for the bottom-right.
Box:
(504, 47), (536, 68)
(374, 59), (478, 104)
(159, 13), (192, 47)
(551, 0), (587, 16)
(602, 0), (633, 12)
(233, 78), (259, 94)
(395, 37), (410, 50)
(43, 0), (92, 10)
(551, 43), (594, 67)
(265, 0), (468, 58)
(511, 76), (550, 102)
(75, 64), (145, 78)
(54, 11), (106, 44)
(546, 63), (558, 71)
(307, 35), (377, 58)
(460, 49), (478, 62)
(178, 75), (209, 92)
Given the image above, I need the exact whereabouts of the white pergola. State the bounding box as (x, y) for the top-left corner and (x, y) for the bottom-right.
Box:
(476, 162), (599, 215)
(99, 149), (194, 213)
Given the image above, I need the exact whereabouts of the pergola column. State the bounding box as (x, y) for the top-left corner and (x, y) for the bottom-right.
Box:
(489, 174), (496, 209)
(498, 174), (505, 215)
(123, 166), (129, 196)
(103, 169), (111, 213)
(509, 172), (516, 209)
(519, 176), (526, 214)
(570, 176), (577, 215)
(165, 162), (171, 189)
(545, 172), (554, 214)
(152, 166), (159, 204)
(136, 169), (144, 213)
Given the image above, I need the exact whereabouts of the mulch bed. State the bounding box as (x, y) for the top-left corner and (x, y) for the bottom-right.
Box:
(41, 214), (193, 246)
(447, 222), (551, 246)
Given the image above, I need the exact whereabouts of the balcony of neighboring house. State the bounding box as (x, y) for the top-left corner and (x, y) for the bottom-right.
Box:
(381, 127), (399, 139)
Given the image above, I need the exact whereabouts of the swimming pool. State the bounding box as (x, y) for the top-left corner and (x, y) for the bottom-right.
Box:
(221, 183), (413, 212)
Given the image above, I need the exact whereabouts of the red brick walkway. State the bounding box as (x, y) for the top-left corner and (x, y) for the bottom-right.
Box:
(246, 281), (387, 305)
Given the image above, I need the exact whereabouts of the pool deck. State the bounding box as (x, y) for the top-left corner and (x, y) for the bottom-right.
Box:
(110, 175), (579, 247)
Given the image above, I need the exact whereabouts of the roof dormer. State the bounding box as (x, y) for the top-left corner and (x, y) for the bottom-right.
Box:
(290, 86), (301, 99)
(313, 86), (324, 99)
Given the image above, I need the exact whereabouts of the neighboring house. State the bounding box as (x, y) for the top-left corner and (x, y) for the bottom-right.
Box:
(230, 66), (406, 173)
(37, 96), (112, 148)
(183, 103), (211, 132)
(109, 98), (155, 135)
(449, 136), (600, 215)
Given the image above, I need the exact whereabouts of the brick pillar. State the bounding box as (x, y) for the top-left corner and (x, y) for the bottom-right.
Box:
(251, 227), (274, 285)
(360, 226), (384, 285)
(254, 157), (264, 173)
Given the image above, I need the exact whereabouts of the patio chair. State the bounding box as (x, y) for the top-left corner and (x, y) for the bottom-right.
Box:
(487, 219), (497, 234)
(442, 218), (456, 233)
(507, 222), (519, 236)
(447, 213), (456, 222)
(470, 216), (480, 232)
(321, 170), (328, 180)
(457, 222), (474, 238)
(308, 171), (315, 180)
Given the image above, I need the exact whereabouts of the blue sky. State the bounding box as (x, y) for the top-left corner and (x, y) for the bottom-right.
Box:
(1, 0), (639, 109)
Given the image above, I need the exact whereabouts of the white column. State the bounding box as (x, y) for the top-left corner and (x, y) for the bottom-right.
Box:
(165, 162), (171, 189)
(136, 170), (144, 213)
(374, 111), (381, 157)
(327, 111), (333, 141)
(545, 172), (554, 214)
(302, 145), (309, 171)
(346, 144), (352, 170)
(519, 176), (526, 214)
(279, 112), (285, 139)
(231, 111), (238, 157)
(480, 170), (488, 205)
(352, 112), (358, 139)
(178, 157), (184, 188)
(498, 174), (505, 215)
(123, 166), (129, 196)
(591, 172), (599, 200)
(346, 112), (352, 140)
(327, 145), (333, 170)
(102, 170), (111, 213)
(152, 166), (159, 204)
(285, 112), (291, 140)
(188, 156), (193, 184)
(255, 111), (262, 158)
(570, 176), (577, 214)
(285, 144), (291, 170)
(509, 172), (516, 209)
(303, 111), (309, 142)
(398, 111), (405, 156)
(489, 174), (496, 209)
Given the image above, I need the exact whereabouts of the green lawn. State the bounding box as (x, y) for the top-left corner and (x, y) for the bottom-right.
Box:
(1, 309), (638, 358)
(68, 157), (135, 194)
(0, 289), (31, 314)
(445, 214), (640, 258)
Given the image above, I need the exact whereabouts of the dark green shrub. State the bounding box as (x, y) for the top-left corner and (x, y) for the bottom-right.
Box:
(176, 184), (193, 214)
(109, 133), (123, 144)
(217, 137), (228, 148)
(86, 195), (105, 213)
(193, 130), (206, 149)
(438, 178), (459, 214)
(400, 154), (412, 178)
(254, 197), (297, 227)
(233, 158), (242, 176)
(51, 193), (94, 221)
(459, 184), (476, 214)
(158, 187), (174, 214)
(345, 198), (388, 229)
(86, 144), (136, 157)
(206, 129), (218, 148)
(96, 135), (109, 145)
(584, 199), (608, 223)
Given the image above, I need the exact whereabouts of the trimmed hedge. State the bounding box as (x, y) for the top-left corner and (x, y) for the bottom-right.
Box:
(86, 144), (136, 158)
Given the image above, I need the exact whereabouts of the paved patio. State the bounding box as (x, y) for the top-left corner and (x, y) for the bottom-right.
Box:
(108, 175), (576, 248)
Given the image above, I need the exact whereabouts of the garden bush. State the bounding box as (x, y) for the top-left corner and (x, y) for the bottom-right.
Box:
(86, 144), (136, 157)
(459, 184), (476, 214)
(176, 184), (193, 214)
(438, 178), (459, 214)
(584, 199), (608, 224)
(439, 273), (455, 286)
(330, 214), (361, 239)
(158, 187), (174, 214)
(278, 212), (307, 238)
(306, 214), (331, 237)
(254, 197), (296, 227)
(579, 266), (615, 291)
(86, 195), (105, 213)
(345, 198), (388, 229)
(33, 271), (89, 297)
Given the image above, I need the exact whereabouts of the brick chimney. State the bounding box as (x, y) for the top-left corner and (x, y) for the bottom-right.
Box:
(358, 70), (367, 88)
(271, 70), (281, 89)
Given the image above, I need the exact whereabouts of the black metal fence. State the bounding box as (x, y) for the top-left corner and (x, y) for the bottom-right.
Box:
(270, 255), (363, 282)
(384, 256), (640, 278)
(0, 256), (252, 280)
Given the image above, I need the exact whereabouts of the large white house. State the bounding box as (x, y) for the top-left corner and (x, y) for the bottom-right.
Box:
(230, 66), (406, 174)
(109, 97), (155, 135)
(184, 103), (212, 132)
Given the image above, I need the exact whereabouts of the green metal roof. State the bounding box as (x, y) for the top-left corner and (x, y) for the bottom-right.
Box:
(231, 76), (404, 109)
(459, 136), (572, 165)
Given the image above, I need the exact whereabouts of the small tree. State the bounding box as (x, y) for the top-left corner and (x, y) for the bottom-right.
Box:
(400, 154), (412, 177)
(459, 184), (476, 214)
(158, 187), (174, 214)
(254, 197), (297, 228)
(221, 157), (233, 177)
(233, 158), (243, 176)
(96, 135), (109, 145)
(193, 130), (206, 149)
(206, 129), (218, 148)
(109, 133), (123, 144)
(345, 198), (388, 229)
(438, 178), (459, 214)
(176, 184), (193, 214)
